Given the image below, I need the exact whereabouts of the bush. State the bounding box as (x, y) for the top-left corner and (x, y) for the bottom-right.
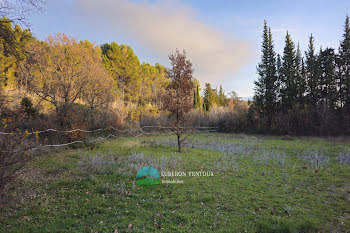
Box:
(300, 150), (330, 171)
(0, 134), (33, 202)
(335, 151), (350, 165)
(20, 97), (38, 119)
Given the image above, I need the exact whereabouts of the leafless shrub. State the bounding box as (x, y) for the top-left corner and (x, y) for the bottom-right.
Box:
(123, 153), (157, 174)
(251, 150), (287, 166)
(300, 150), (330, 171)
(78, 151), (183, 177)
(123, 153), (183, 173)
(77, 152), (117, 174)
(0, 134), (33, 202)
(213, 153), (238, 172)
(115, 181), (126, 194)
(335, 152), (350, 165)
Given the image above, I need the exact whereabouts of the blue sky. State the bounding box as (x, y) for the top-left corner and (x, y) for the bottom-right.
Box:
(30, 0), (350, 98)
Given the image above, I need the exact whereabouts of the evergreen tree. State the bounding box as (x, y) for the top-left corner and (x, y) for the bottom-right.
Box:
(195, 85), (201, 109)
(305, 34), (320, 108)
(301, 59), (307, 105)
(101, 42), (141, 103)
(319, 48), (337, 110)
(338, 15), (350, 111)
(140, 63), (153, 105)
(213, 87), (219, 105)
(218, 85), (227, 106)
(295, 43), (306, 105)
(193, 88), (197, 108)
(192, 78), (201, 109)
(203, 83), (215, 112)
(153, 63), (170, 107)
(0, 18), (33, 88)
(253, 21), (279, 127)
(280, 31), (297, 111)
(276, 54), (282, 105)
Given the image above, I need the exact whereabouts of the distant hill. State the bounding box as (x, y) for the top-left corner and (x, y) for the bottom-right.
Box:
(240, 96), (253, 101)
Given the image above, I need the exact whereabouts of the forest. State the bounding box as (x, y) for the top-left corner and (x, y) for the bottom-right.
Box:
(1, 1), (350, 232)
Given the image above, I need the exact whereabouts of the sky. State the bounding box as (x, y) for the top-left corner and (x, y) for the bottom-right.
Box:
(29, 0), (350, 98)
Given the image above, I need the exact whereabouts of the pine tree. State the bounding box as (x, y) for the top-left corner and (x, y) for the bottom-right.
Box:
(253, 21), (279, 127)
(280, 31), (297, 111)
(101, 42), (141, 103)
(0, 18), (33, 88)
(338, 15), (350, 111)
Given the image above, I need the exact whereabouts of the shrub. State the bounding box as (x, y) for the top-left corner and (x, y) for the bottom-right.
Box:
(213, 153), (238, 172)
(251, 149), (287, 166)
(300, 150), (329, 171)
(77, 152), (117, 174)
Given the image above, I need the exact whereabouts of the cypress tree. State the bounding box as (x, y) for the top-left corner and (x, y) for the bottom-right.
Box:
(196, 85), (201, 109)
(280, 31), (297, 112)
(338, 15), (350, 111)
(193, 89), (197, 107)
(276, 54), (282, 106)
(193, 85), (201, 109)
(218, 85), (227, 106)
(319, 48), (337, 110)
(203, 83), (214, 111)
(213, 87), (219, 105)
(253, 20), (279, 127)
(295, 43), (306, 105)
(305, 34), (319, 108)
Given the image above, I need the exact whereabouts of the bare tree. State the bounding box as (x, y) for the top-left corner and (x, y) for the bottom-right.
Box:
(80, 43), (115, 111)
(163, 49), (195, 152)
(0, 0), (44, 25)
(0, 0), (45, 55)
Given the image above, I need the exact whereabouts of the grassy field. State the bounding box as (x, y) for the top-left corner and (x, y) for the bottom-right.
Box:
(0, 133), (350, 232)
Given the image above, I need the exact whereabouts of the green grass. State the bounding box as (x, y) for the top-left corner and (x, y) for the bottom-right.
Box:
(0, 133), (350, 232)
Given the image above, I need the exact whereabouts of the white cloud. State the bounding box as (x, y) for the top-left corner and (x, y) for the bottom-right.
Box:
(75, 0), (253, 83)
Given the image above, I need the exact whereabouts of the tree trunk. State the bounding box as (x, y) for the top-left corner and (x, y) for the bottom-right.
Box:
(177, 133), (181, 152)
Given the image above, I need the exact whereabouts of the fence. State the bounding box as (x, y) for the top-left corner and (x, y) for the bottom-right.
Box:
(0, 126), (218, 152)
